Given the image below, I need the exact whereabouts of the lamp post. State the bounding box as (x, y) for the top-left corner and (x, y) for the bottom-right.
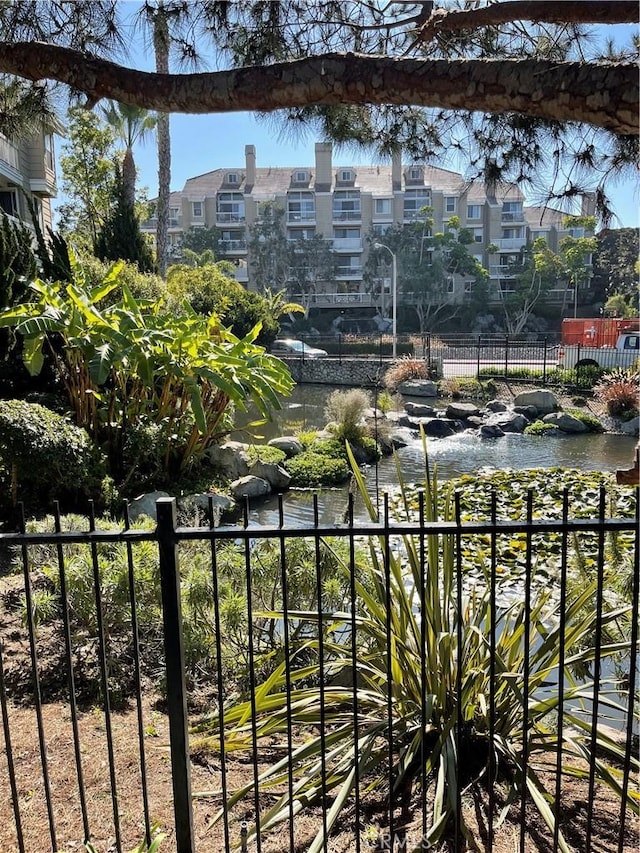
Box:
(373, 242), (397, 358)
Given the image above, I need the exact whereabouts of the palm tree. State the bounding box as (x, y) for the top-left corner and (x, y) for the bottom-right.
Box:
(100, 101), (157, 211)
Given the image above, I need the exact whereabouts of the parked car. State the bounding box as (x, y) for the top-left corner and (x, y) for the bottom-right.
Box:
(271, 339), (328, 358)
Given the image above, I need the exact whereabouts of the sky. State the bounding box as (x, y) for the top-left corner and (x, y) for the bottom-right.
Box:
(54, 14), (639, 229)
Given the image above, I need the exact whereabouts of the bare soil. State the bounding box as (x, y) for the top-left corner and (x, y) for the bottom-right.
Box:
(0, 383), (637, 852)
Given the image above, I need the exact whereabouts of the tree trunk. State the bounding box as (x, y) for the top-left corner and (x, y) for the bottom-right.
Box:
(122, 146), (136, 211)
(153, 6), (170, 278)
(0, 46), (636, 134)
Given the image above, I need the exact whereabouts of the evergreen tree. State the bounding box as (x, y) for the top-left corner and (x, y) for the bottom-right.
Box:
(95, 167), (156, 272)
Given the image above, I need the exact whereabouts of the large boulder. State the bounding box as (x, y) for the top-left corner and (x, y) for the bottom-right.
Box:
(178, 492), (235, 524)
(267, 436), (304, 457)
(480, 424), (505, 438)
(388, 428), (415, 448)
(485, 412), (530, 433)
(129, 490), (171, 522)
(249, 459), (292, 490)
(420, 418), (456, 437)
(397, 379), (438, 398)
(542, 412), (588, 433)
(207, 441), (250, 479)
(446, 402), (481, 419)
(513, 404), (539, 421)
(620, 417), (640, 436)
(230, 476), (271, 500)
(486, 399), (507, 413)
(466, 416), (485, 427)
(405, 401), (438, 418)
(513, 390), (558, 415)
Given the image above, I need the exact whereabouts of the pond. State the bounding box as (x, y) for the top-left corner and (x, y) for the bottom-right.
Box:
(234, 384), (637, 526)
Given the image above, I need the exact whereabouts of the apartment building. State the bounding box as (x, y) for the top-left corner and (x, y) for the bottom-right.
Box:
(0, 119), (58, 236)
(142, 142), (591, 318)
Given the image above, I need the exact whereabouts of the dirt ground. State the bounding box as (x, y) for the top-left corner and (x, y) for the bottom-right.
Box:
(0, 382), (637, 853)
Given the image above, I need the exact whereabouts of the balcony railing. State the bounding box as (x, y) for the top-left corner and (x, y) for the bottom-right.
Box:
(332, 209), (361, 221)
(140, 217), (181, 229)
(489, 265), (518, 277)
(0, 136), (20, 173)
(336, 265), (363, 278)
(501, 211), (525, 222)
(216, 212), (245, 223)
(306, 292), (375, 306)
(494, 238), (526, 251)
(332, 237), (363, 252)
(218, 239), (247, 253)
(287, 211), (315, 222)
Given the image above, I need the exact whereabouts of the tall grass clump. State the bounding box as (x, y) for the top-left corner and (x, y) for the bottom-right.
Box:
(593, 368), (640, 419)
(193, 435), (638, 851)
(384, 356), (428, 391)
(324, 388), (370, 442)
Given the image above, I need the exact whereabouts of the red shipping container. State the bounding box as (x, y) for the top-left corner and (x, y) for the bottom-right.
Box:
(561, 317), (640, 347)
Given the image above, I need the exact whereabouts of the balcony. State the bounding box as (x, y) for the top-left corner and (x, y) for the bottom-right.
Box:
(306, 292), (375, 307)
(218, 239), (247, 253)
(336, 265), (363, 278)
(332, 209), (361, 222)
(501, 211), (525, 223)
(0, 137), (21, 183)
(216, 212), (245, 223)
(332, 237), (363, 252)
(140, 216), (181, 230)
(287, 211), (315, 223)
(489, 265), (518, 277)
(493, 238), (526, 251)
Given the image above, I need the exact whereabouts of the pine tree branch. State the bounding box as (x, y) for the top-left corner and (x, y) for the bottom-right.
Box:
(0, 43), (637, 134)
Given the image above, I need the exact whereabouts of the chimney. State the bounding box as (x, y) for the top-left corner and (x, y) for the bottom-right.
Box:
(581, 192), (596, 218)
(315, 142), (332, 187)
(245, 144), (256, 188)
(392, 148), (402, 191)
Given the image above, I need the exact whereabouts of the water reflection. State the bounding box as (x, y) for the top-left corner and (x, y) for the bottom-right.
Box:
(237, 384), (637, 526)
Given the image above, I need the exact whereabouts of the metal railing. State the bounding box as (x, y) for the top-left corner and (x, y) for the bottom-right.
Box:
(0, 492), (637, 852)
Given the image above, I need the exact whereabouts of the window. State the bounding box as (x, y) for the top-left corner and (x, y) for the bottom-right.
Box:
(217, 192), (245, 222)
(168, 207), (180, 226)
(0, 189), (17, 217)
(293, 170), (309, 183)
(333, 190), (361, 220)
(502, 200), (523, 221)
(471, 228), (484, 243)
(467, 204), (482, 220)
(226, 172), (239, 185)
(338, 169), (354, 183)
(287, 191), (315, 221)
(192, 201), (203, 218)
(408, 166), (423, 181)
(403, 188), (430, 220)
(371, 223), (391, 236)
(502, 227), (524, 240)
(374, 198), (392, 216)
(445, 196), (456, 213)
(287, 227), (316, 240)
(446, 277), (454, 293)
(333, 227), (360, 239)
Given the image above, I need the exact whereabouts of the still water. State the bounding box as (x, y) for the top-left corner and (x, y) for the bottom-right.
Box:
(234, 384), (637, 526)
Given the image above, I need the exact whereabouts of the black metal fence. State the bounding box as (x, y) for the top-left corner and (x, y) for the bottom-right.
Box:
(0, 492), (638, 852)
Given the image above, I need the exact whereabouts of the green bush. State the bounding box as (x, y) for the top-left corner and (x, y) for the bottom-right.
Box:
(284, 451), (350, 487)
(524, 420), (561, 436)
(0, 400), (107, 516)
(310, 438), (349, 460)
(245, 444), (287, 466)
(324, 388), (370, 442)
(563, 407), (605, 432)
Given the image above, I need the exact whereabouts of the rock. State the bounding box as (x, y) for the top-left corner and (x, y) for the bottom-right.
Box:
(513, 390), (558, 415)
(388, 428), (414, 448)
(397, 413), (420, 429)
(405, 401), (438, 418)
(446, 402), (481, 419)
(542, 412), (588, 433)
(128, 490), (170, 522)
(364, 407), (385, 419)
(486, 399), (507, 413)
(620, 416), (640, 436)
(207, 441), (250, 479)
(485, 412), (529, 433)
(513, 405), (538, 420)
(249, 459), (292, 490)
(178, 492), (234, 524)
(268, 436), (304, 457)
(480, 424), (505, 438)
(420, 418), (456, 437)
(230, 476), (271, 500)
(467, 416), (485, 427)
(397, 379), (438, 398)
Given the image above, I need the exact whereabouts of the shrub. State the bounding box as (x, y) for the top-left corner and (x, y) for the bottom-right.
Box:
(593, 368), (640, 419)
(376, 389), (400, 414)
(383, 357), (428, 391)
(245, 444), (287, 466)
(0, 400), (107, 516)
(324, 388), (370, 442)
(294, 429), (318, 449)
(524, 420), (560, 436)
(310, 438), (348, 461)
(563, 407), (605, 432)
(284, 451), (350, 487)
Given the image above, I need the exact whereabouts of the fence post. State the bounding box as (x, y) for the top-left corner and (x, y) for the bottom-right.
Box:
(542, 337), (548, 384)
(504, 334), (509, 378)
(156, 498), (195, 853)
(476, 335), (481, 380)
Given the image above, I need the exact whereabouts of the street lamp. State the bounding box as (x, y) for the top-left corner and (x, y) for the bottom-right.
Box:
(373, 242), (397, 358)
